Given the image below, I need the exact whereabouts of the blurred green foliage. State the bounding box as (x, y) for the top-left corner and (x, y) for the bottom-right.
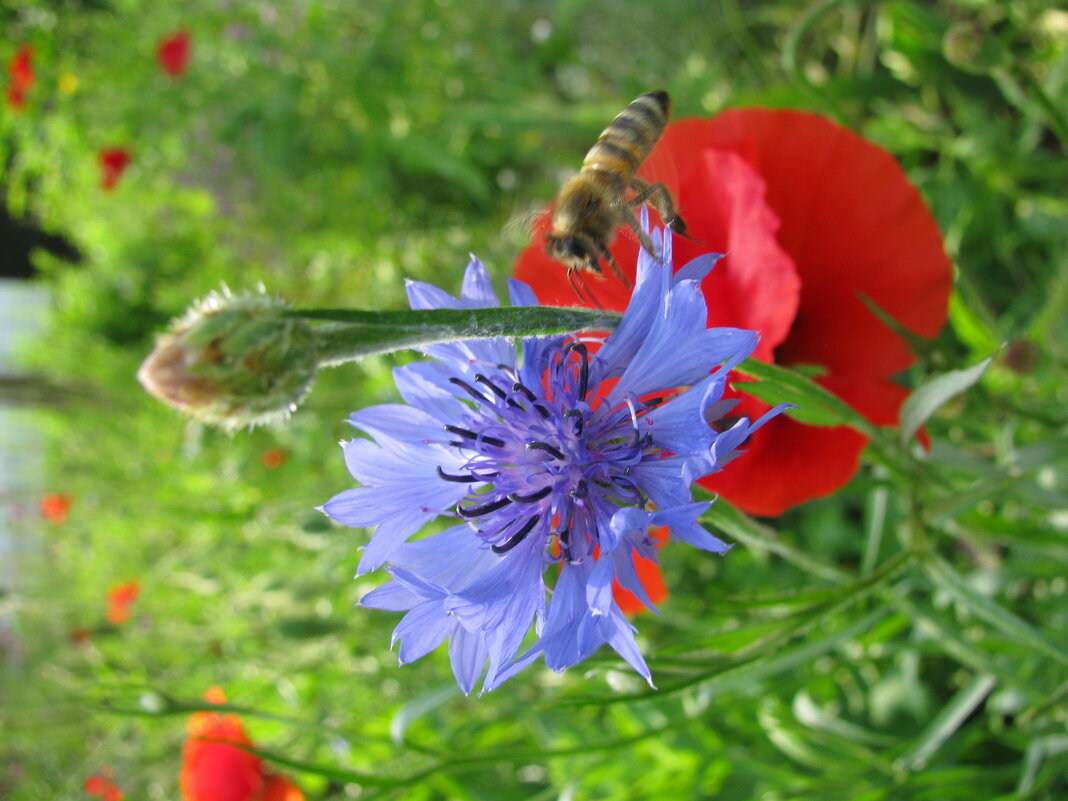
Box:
(2, 0), (1067, 799)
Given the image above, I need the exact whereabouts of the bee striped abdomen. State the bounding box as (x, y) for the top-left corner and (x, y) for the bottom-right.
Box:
(581, 91), (670, 181)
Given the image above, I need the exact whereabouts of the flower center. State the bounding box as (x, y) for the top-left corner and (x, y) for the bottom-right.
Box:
(436, 339), (657, 562)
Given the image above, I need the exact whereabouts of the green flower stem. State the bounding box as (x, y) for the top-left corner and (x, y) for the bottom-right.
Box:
(292, 306), (624, 366)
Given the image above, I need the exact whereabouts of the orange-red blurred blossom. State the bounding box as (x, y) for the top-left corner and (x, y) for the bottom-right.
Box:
(6, 44), (34, 111)
(261, 449), (287, 470)
(99, 148), (132, 191)
(84, 769), (124, 801)
(517, 108), (953, 610)
(182, 688), (304, 801)
(158, 31), (192, 78)
(40, 492), (73, 524)
(106, 580), (140, 625)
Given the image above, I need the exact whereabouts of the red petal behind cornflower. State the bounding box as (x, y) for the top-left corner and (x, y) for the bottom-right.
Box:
(613, 528), (669, 615)
(158, 31), (191, 78)
(98, 148), (131, 191)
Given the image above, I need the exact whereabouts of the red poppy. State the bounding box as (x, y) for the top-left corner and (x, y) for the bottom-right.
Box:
(157, 31), (191, 78)
(84, 769), (124, 801)
(106, 580), (140, 625)
(98, 148), (132, 191)
(40, 492), (73, 524)
(261, 449), (287, 470)
(182, 688), (304, 801)
(515, 108), (952, 518)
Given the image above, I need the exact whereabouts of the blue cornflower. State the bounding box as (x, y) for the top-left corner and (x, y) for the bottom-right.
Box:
(323, 220), (789, 693)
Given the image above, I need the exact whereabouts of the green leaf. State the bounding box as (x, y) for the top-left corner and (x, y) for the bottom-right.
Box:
(901, 673), (997, 771)
(277, 617), (346, 639)
(700, 494), (852, 583)
(390, 684), (460, 746)
(733, 359), (867, 430)
(899, 357), (994, 443)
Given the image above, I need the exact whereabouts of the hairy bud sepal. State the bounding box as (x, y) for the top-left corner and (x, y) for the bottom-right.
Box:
(138, 289), (317, 431)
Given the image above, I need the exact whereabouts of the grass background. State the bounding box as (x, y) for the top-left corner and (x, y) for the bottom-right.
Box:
(2, 0), (1068, 798)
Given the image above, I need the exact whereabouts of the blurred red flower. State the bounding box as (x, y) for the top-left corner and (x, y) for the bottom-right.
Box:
(99, 148), (131, 191)
(9, 45), (34, 89)
(516, 107), (952, 518)
(106, 580), (140, 625)
(158, 31), (191, 78)
(182, 688), (305, 801)
(40, 492), (73, 524)
(6, 44), (34, 110)
(84, 769), (124, 801)
(6, 85), (26, 110)
(261, 449), (287, 470)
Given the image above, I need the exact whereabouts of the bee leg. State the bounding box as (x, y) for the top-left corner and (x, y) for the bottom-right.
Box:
(600, 244), (632, 289)
(620, 204), (663, 263)
(628, 178), (701, 243)
(568, 269), (605, 310)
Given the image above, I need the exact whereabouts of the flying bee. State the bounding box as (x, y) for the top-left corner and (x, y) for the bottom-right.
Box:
(545, 90), (691, 302)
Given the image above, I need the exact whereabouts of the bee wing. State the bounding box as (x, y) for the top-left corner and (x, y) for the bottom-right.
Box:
(501, 205), (552, 248)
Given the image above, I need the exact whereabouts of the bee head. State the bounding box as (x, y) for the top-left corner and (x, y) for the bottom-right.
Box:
(545, 234), (602, 275)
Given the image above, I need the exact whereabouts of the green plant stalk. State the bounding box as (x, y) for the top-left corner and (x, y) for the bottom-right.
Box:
(295, 306), (623, 365)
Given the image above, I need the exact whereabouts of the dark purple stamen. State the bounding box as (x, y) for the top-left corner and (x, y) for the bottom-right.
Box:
(525, 440), (566, 460)
(568, 480), (588, 499)
(436, 466), (479, 483)
(564, 409), (584, 434)
(567, 341), (589, 400)
(457, 495), (513, 518)
(513, 382), (537, 402)
(507, 486), (552, 504)
(448, 377), (490, 404)
(443, 425), (505, 448)
(475, 374), (507, 399)
(512, 381), (551, 418)
(492, 515), (539, 554)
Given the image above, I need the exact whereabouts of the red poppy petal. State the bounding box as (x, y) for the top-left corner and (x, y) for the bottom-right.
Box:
(260, 776), (305, 801)
(612, 528), (669, 615)
(673, 109), (952, 378)
(182, 714), (265, 801)
(613, 554), (668, 615)
(85, 776), (108, 794)
(703, 377), (911, 516)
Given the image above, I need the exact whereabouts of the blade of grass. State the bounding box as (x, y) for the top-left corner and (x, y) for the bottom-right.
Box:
(922, 554), (1068, 671)
(701, 494), (852, 583)
(899, 673), (997, 771)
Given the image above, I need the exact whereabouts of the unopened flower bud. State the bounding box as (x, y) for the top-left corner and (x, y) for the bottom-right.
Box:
(138, 289), (317, 430)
